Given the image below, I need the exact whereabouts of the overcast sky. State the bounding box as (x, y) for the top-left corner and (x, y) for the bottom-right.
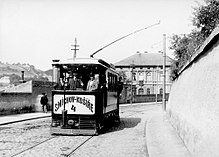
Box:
(0, 0), (204, 70)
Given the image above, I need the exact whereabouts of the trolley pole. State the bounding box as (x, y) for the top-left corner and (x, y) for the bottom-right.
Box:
(90, 21), (160, 58)
(162, 34), (166, 111)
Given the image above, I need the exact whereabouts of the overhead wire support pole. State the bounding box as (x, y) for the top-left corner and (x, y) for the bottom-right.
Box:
(162, 34), (166, 111)
(90, 21), (160, 58)
(130, 62), (134, 105)
(71, 38), (79, 59)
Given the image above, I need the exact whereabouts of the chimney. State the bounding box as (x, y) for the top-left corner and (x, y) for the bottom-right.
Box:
(52, 59), (60, 63)
(21, 71), (24, 81)
(20, 71), (26, 83)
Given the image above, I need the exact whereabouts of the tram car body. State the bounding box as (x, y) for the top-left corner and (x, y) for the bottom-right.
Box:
(50, 58), (120, 135)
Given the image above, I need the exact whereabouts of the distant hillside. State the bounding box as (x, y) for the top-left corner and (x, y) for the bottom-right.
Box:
(44, 69), (53, 76)
(0, 62), (52, 82)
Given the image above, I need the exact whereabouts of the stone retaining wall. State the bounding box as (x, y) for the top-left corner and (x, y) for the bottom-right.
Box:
(167, 26), (219, 157)
(0, 80), (53, 115)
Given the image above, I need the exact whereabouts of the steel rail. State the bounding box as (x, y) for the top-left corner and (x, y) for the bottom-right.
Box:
(65, 136), (94, 157)
(11, 136), (57, 157)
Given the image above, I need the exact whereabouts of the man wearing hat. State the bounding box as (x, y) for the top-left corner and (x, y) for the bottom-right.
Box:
(69, 73), (84, 90)
(40, 93), (48, 113)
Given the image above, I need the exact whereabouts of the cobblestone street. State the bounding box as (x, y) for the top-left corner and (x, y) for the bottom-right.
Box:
(0, 103), (161, 157)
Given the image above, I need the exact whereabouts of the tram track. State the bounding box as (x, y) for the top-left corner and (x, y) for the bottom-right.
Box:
(9, 108), (147, 157)
(9, 135), (94, 157)
(3, 104), (159, 157)
(0, 115), (51, 127)
(59, 109), (146, 157)
(10, 136), (57, 157)
(10, 136), (94, 157)
(59, 103), (158, 157)
(63, 136), (94, 157)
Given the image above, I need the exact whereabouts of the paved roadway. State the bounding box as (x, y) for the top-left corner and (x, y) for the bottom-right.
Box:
(0, 103), (191, 157)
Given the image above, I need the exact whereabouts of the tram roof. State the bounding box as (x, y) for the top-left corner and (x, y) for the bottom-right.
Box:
(52, 57), (116, 69)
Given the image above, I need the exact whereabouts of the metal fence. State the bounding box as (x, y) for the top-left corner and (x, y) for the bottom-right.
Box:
(119, 93), (169, 104)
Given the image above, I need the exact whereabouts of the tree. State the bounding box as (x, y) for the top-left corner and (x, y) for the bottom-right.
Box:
(169, 0), (219, 80)
(193, 0), (219, 38)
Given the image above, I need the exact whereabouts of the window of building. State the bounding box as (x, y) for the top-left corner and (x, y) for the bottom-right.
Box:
(133, 72), (136, 81)
(160, 88), (163, 94)
(146, 71), (152, 81)
(147, 71), (151, 76)
(139, 80), (144, 86)
(147, 88), (150, 95)
(139, 72), (144, 79)
(138, 88), (144, 95)
(139, 71), (144, 84)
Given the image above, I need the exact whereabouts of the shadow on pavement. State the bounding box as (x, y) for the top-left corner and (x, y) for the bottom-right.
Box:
(102, 117), (141, 134)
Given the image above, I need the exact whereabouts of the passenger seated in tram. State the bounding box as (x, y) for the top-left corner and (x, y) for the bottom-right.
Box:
(68, 73), (84, 90)
(86, 74), (99, 91)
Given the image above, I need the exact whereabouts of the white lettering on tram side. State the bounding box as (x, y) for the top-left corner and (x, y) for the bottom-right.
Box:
(54, 96), (94, 113)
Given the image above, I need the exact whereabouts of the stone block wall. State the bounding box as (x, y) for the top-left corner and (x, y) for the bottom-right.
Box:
(0, 80), (54, 115)
(0, 93), (33, 115)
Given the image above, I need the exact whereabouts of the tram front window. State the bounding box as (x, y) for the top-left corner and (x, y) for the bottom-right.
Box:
(54, 64), (104, 91)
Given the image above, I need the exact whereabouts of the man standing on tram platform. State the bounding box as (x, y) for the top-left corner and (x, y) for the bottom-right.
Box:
(69, 73), (84, 90)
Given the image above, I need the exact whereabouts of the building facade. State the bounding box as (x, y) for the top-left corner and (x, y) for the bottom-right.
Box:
(115, 52), (173, 102)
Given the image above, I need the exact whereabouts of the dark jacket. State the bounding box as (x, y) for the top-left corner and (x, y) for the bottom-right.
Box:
(69, 78), (83, 90)
(40, 95), (48, 105)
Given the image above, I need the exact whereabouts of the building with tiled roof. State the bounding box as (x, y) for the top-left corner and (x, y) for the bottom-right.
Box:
(115, 51), (173, 103)
(115, 51), (173, 67)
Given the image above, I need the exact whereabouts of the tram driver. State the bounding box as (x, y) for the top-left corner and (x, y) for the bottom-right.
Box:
(68, 73), (84, 90)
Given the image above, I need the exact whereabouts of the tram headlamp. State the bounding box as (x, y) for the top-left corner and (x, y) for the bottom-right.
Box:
(67, 119), (75, 126)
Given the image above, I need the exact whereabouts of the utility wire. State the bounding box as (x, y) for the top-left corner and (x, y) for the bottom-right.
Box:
(90, 21), (160, 58)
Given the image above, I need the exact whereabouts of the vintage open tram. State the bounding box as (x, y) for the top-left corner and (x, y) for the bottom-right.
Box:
(50, 57), (121, 135)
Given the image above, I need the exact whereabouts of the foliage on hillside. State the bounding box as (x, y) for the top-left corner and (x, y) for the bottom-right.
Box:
(169, 0), (219, 80)
(0, 62), (52, 85)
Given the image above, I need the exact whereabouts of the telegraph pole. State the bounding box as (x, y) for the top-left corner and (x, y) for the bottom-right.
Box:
(130, 62), (134, 105)
(156, 66), (158, 103)
(162, 34), (166, 111)
(71, 38), (79, 59)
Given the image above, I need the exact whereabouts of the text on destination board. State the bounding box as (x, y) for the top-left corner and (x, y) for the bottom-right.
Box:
(54, 96), (94, 112)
